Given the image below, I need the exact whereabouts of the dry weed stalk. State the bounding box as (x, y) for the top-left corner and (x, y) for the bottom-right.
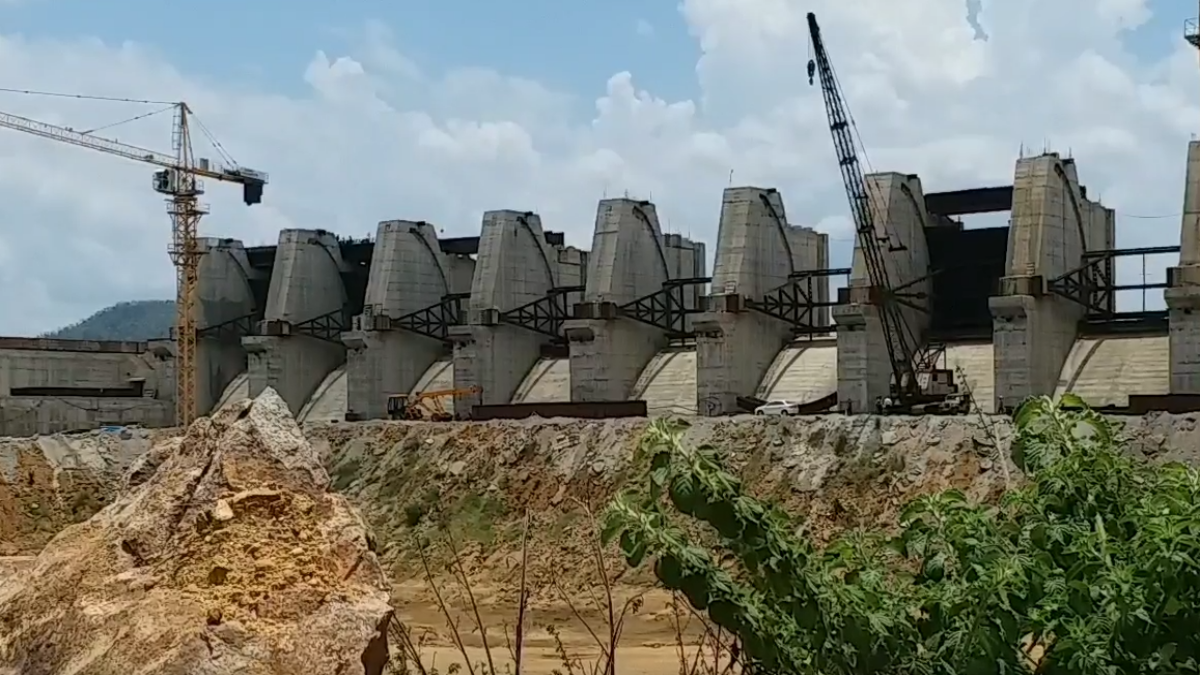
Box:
(389, 503), (652, 675)
(550, 500), (646, 675)
(390, 510), (540, 675)
(667, 593), (741, 675)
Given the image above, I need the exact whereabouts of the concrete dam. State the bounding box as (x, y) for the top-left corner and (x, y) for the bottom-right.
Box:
(188, 148), (1180, 422)
(5, 144), (1200, 435)
(196, 202), (712, 422)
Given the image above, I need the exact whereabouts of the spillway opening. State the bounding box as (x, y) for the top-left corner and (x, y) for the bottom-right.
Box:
(246, 245), (274, 313)
(339, 238), (374, 317)
(925, 224), (1008, 341)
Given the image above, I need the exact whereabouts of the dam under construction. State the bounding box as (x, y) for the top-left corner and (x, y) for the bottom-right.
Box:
(0, 143), (1198, 435)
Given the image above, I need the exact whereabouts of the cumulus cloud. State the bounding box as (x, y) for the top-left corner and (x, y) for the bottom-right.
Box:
(0, 0), (1194, 335)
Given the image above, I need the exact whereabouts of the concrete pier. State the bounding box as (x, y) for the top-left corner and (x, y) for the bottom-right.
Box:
(242, 229), (349, 414)
(833, 173), (932, 413)
(566, 199), (706, 403)
(451, 211), (587, 408)
(990, 154), (1112, 410)
(694, 187), (829, 414)
(194, 238), (262, 415)
(342, 221), (472, 420)
(1168, 141), (1200, 393)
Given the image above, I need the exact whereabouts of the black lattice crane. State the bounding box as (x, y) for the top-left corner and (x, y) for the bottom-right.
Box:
(805, 13), (928, 406)
(0, 94), (267, 426)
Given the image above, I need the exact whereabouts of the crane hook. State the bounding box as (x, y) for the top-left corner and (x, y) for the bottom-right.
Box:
(807, 59), (815, 85)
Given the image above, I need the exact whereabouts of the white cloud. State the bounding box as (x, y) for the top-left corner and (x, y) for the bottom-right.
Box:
(0, 0), (1195, 334)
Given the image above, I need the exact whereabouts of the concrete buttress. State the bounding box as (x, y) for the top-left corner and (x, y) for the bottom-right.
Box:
(566, 199), (706, 402)
(990, 154), (1101, 410)
(451, 211), (585, 409)
(242, 229), (349, 414)
(833, 173), (932, 413)
(694, 187), (820, 415)
(343, 221), (468, 419)
(1168, 141), (1200, 393)
(194, 238), (262, 415)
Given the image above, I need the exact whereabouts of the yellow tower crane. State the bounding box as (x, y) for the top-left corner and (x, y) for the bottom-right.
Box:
(0, 92), (268, 427)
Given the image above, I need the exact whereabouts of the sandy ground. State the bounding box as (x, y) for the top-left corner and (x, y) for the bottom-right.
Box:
(0, 557), (720, 675)
(392, 585), (727, 675)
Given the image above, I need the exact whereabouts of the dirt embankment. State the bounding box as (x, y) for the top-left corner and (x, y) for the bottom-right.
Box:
(2, 412), (1198, 673)
(0, 427), (170, 555)
(4, 412), (1197, 570)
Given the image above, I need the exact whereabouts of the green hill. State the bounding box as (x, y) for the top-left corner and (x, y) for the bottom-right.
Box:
(45, 300), (175, 341)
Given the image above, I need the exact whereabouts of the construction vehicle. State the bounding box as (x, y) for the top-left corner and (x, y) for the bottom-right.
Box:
(387, 386), (483, 421)
(806, 13), (963, 415)
(0, 91), (267, 427)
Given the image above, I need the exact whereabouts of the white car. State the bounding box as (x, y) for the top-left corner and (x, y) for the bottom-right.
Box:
(754, 400), (801, 416)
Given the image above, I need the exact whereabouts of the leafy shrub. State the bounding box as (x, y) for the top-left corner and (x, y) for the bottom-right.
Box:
(602, 395), (1200, 673)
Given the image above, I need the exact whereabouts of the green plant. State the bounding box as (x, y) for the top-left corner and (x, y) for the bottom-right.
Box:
(450, 491), (507, 546)
(601, 395), (1200, 674)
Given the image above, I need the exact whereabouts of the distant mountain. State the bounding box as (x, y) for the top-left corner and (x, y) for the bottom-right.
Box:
(45, 300), (175, 341)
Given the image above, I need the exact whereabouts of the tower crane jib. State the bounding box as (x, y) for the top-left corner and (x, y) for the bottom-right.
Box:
(0, 97), (268, 427)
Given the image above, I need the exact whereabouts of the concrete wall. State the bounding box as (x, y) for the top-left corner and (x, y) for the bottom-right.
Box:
(242, 229), (349, 414)
(567, 199), (706, 404)
(0, 337), (172, 436)
(695, 187), (819, 414)
(1056, 336), (1168, 407)
(1168, 141), (1200, 393)
(788, 225), (831, 329)
(1086, 201), (1117, 313)
(342, 221), (464, 420)
(0, 397), (170, 436)
(194, 237), (262, 416)
(757, 338), (837, 404)
(834, 173), (932, 412)
(452, 211), (586, 407)
(990, 154), (1093, 411)
(0, 341), (158, 394)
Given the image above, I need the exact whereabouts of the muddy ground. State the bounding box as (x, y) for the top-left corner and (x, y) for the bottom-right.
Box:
(2, 412), (1194, 673)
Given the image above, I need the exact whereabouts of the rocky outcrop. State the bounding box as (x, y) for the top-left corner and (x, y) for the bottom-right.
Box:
(0, 389), (393, 675)
(0, 428), (164, 555)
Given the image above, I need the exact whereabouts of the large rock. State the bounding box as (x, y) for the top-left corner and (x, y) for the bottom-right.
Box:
(0, 388), (393, 674)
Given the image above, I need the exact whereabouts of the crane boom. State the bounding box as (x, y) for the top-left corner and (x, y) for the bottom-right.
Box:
(806, 12), (922, 402)
(0, 98), (267, 426)
(0, 107), (267, 190)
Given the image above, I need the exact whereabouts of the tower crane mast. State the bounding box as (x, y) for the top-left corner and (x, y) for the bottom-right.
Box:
(0, 99), (267, 427)
(805, 12), (923, 405)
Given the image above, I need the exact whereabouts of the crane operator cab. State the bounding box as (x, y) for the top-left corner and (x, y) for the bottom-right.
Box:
(883, 369), (969, 415)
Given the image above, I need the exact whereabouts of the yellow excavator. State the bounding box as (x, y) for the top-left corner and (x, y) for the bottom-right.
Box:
(386, 386), (482, 421)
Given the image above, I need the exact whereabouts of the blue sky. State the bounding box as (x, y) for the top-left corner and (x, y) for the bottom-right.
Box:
(0, 0), (1197, 330)
(2, 0), (1192, 107)
(1, 0), (701, 103)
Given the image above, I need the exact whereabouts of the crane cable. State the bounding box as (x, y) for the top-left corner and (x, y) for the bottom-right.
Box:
(79, 105), (175, 136)
(0, 86), (174, 106)
(0, 86), (242, 168)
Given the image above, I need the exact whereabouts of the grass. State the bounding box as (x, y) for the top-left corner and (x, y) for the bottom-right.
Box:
(448, 492), (508, 547)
